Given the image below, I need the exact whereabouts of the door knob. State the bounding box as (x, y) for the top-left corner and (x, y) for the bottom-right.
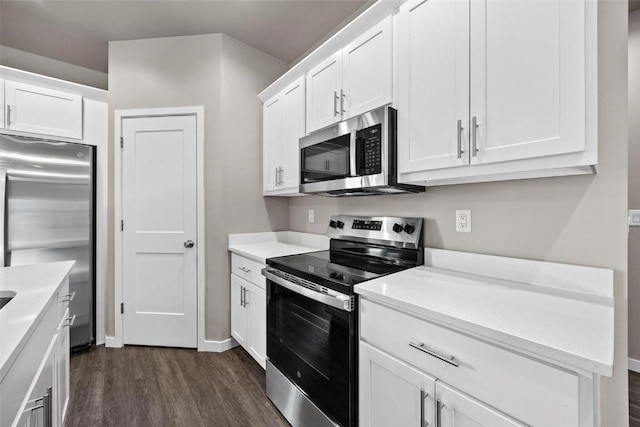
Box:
(184, 240), (195, 248)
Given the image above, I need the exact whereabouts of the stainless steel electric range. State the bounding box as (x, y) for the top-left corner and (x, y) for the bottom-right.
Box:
(262, 215), (424, 427)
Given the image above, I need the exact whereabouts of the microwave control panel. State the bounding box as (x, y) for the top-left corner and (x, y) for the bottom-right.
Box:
(357, 124), (382, 176)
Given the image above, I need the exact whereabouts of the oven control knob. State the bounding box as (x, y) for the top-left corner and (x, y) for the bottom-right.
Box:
(336, 220), (345, 229)
(393, 223), (404, 233)
(329, 220), (337, 228)
(403, 224), (415, 234)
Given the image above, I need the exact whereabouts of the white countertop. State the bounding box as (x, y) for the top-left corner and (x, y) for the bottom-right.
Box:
(228, 231), (329, 264)
(0, 261), (75, 379)
(355, 265), (614, 377)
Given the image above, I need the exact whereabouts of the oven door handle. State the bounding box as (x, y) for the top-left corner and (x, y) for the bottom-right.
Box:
(262, 268), (354, 312)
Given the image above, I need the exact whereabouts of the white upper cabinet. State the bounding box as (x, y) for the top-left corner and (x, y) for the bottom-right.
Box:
(306, 52), (343, 133)
(306, 16), (393, 134)
(397, 0), (470, 173)
(469, 0), (586, 165)
(397, 0), (594, 185)
(263, 76), (305, 196)
(5, 81), (83, 139)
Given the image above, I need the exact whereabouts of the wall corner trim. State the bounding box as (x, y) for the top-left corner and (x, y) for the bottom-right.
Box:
(629, 358), (640, 373)
(198, 338), (239, 353)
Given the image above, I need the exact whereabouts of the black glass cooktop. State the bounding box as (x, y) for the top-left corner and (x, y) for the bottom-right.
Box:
(266, 250), (409, 293)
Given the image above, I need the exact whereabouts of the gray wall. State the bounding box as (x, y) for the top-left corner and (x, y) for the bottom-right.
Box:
(630, 9), (640, 362)
(290, 2), (629, 425)
(0, 45), (108, 89)
(107, 33), (288, 340)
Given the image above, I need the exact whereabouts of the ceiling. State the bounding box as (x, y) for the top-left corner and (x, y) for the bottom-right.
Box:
(0, 1), (368, 74)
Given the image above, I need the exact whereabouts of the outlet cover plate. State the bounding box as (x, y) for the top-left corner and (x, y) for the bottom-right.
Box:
(308, 209), (315, 223)
(630, 210), (640, 227)
(456, 210), (471, 232)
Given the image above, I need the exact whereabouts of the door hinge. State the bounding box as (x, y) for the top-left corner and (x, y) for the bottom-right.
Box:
(121, 303), (124, 314)
(120, 136), (124, 149)
(121, 220), (124, 231)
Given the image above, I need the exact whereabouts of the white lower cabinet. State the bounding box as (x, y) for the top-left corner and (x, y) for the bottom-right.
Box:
(360, 342), (436, 427)
(230, 253), (267, 368)
(359, 298), (590, 427)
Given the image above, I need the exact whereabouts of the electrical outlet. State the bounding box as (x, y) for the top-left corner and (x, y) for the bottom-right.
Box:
(308, 209), (315, 223)
(630, 210), (640, 227)
(456, 210), (471, 232)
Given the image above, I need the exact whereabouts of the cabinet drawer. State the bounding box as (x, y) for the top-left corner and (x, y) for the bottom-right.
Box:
(359, 299), (579, 427)
(231, 254), (265, 288)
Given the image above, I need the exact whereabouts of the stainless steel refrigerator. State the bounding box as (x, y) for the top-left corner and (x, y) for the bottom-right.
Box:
(0, 133), (95, 349)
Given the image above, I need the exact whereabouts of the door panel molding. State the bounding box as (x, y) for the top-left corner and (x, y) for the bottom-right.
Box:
(112, 106), (205, 350)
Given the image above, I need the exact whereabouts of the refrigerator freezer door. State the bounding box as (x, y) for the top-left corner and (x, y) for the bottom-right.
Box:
(0, 134), (95, 348)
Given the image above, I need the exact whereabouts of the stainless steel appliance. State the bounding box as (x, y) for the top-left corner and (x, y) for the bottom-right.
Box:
(0, 133), (95, 349)
(262, 215), (424, 427)
(299, 106), (425, 196)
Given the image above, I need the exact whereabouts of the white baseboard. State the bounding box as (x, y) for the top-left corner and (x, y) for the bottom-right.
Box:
(198, 338), (238, 353)
(629, 358), (640, 373)
(105, 335), (123, 348)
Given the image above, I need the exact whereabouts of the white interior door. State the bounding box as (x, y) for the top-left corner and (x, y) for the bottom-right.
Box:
(122, 114), (197, 348)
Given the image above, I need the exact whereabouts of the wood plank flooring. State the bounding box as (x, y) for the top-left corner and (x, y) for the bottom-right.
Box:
(66, 345), (290, 427)
(631, 370), (640, 427)
(67, 347), (640, 426)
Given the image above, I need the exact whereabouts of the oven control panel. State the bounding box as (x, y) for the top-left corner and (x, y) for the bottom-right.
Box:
(327, 215), (423, 249)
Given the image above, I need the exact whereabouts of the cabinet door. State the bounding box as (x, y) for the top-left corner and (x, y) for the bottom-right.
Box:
(306, 51), (342, 133)
(0, 79), (5, 129)
(279, 77), (305, 192)
(437, 382), (525, 427)
(14, 335), (57, 427)
(342, 16), (393, 119)
(397, 0), (470, 174)
(469, 0), (586, 165)
(263, 96), (282, 193)
(5, 81), (82, 139)
(230, 275), (248, 348)
(359, 342), (436, 427)
(246, 283), (266, 369)
(55, 310), (71, 425)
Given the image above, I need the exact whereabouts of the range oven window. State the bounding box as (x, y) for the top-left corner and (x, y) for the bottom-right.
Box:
(301, 133), (351, 183)
(267, 279), (355, 427)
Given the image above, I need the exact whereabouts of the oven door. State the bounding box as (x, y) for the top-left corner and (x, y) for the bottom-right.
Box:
(264, 269), (356, 427)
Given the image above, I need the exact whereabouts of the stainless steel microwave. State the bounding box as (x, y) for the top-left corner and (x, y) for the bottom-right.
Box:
(299, 106), (425, 196)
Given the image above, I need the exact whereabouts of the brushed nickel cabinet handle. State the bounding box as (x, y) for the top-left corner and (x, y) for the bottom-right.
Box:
(340, 89), (346, 115)
(472, 116), (478, 157)
(61, 291), (76, 302)
(457, 119), (464, 159)
(6, 105), (11, 128)
(420, 388), (429, 427)
(240, 285), (245, 307)
(334, 91), (339, 116)
(409, 341), (459, 367)
(62, 314), (77, 328)
(239, 266), (251, 273)
(436, 399), (443, 427)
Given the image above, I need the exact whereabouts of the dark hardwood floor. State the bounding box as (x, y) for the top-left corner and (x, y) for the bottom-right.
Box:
(67, 345), (289, 427)
(632, 370), (640, 427)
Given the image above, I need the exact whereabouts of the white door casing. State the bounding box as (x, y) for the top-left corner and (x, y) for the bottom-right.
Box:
(121, 114), (198, 348)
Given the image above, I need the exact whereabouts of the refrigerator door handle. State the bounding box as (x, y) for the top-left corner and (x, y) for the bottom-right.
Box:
(0, 168), (6, 267)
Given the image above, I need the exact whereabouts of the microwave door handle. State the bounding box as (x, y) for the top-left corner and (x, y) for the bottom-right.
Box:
(349, 131), (357, 177)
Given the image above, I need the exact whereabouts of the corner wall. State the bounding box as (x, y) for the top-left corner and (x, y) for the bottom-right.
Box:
(107, 34), (288, 342)
(289, 1), (629, 425)
(629, 9), (640, 364)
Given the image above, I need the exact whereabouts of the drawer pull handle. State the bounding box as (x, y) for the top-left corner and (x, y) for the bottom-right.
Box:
(409, 341), (459, 367)
(63, 314), (77, 328)
(61, 291), (76, 302)
(239, 266), (251, 273)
